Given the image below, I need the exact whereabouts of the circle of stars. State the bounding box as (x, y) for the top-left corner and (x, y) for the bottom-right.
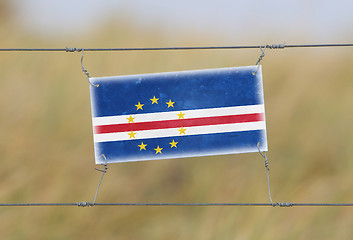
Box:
(127, 96), (186, 155)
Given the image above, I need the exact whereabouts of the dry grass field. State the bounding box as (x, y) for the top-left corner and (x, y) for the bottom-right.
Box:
(1, 11), (353, 239)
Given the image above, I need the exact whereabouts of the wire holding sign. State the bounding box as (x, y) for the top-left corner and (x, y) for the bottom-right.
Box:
(80, 49), (98, 87)
(0, 42), (353, 210)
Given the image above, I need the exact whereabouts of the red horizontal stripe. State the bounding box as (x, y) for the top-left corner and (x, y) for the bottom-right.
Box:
(94, 113), (264, 134)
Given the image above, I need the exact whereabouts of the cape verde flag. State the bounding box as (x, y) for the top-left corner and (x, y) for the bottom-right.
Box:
(90, 65), (267, 164)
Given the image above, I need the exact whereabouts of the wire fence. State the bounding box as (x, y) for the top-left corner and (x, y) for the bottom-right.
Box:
(1, 42), (353, 207)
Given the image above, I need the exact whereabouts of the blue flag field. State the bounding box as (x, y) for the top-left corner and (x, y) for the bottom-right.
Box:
(90, 66), (267, 164)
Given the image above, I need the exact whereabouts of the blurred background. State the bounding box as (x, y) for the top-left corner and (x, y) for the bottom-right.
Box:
(1, 0), (353, 239)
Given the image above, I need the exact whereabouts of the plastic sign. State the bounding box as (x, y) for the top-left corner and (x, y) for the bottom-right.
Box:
(90, 66), (267, 164)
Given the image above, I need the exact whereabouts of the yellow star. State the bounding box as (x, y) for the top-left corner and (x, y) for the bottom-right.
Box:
(138, 142), (147, 151)
(166, 99), (175, 108)
(150, 96), (159, 104)
(154, 145), (163, 154)
(169, 140), (178, 148)
(128, 130), (136, 139)
(178, 127), (187, 135)
(177, 111), (185, 119)
(135, 102), (144, 111)
(126, 115), (135, 123)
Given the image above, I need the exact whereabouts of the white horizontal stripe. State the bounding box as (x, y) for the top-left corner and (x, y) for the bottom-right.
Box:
(92, 104), (265, 126)
(94, 121), (266, 143)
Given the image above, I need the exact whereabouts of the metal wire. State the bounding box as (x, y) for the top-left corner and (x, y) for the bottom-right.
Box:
(92, 154), (108, 205)
(0, 203), (78, 206)
(257, 143), (273, 205)
(80, 49), (99, 87)
(253, 46), (267, 75)
(0, 202), (353, 207)
(0, 43), (352, 52)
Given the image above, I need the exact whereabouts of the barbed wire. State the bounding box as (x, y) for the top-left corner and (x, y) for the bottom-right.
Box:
(0, 43), (352, 52)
